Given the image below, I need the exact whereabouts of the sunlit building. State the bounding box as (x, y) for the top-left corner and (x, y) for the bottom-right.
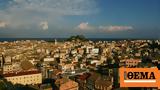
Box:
(4, 70), (42, 85)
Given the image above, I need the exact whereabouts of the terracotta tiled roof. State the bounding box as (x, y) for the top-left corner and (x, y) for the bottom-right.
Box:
(76, 73), (91, 81)
(95, 77), (112, 87)
(55, 78), (78, 90)
(55, 78), (68, 85)
(60, 80), (78, 90)
(3, 70), (41, 77)
(88, 72), (100, 81)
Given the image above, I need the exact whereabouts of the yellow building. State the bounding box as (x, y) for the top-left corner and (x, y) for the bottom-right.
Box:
(4, 70), (42, 85)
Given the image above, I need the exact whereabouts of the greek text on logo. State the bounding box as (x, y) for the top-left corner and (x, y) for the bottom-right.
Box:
(119, 68), (160, 89)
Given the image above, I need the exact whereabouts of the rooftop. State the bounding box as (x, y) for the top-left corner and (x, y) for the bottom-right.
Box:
(3, 69), (41, 77)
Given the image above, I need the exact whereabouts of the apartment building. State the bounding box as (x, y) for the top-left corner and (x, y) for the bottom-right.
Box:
(125, 59), (141, 67)
(4, 70), (42, 85)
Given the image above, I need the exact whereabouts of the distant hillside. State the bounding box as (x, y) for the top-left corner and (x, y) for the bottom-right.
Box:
(66, 35), (88, 41)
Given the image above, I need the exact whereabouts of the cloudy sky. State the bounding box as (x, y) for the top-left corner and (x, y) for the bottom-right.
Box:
(0, 0), (160, 38)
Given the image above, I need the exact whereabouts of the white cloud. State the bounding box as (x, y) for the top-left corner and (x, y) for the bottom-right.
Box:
(76, 22), (133, 32)
(76, 22), (94, 30)
(0, 21), (8, 28)
(40, 21), (48, 30)
(99, 25), (133, 32)
(0, 0), (98, 30)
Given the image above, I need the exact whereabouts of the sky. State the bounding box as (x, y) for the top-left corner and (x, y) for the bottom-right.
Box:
(0, 0), (160, 38)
